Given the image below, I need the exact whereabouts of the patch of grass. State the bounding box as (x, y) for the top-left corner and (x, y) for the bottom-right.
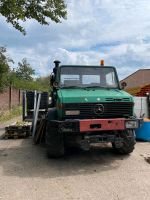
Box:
(0, 106), (22, 122)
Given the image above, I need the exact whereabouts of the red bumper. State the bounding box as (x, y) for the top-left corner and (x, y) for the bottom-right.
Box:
(80, 118), (125, 132)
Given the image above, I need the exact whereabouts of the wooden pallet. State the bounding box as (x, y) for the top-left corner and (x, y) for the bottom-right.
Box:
(4, 125), (31, 139)
(33, 119), (46, 144)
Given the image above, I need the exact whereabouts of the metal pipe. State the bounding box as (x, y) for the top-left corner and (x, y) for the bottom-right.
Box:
(22, 91), (27, 121)
(33, 90), (37, 119)
(32, 92), (41, 138)
(32, 90), (37, 129)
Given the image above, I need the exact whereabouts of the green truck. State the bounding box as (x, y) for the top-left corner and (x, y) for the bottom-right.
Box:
(46, 60), (141, 158)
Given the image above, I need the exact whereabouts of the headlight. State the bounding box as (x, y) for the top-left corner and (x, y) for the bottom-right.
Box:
(125, 120), (138, 129)
(65, 110), (80, 115)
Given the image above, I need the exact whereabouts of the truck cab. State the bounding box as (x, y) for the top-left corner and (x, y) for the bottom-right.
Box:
(46, 61), (141, 158)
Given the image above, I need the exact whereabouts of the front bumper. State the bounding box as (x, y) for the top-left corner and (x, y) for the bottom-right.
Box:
(49, 118), (142, 133)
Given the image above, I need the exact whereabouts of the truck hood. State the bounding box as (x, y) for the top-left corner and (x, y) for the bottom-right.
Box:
(58, 88), (133, 103)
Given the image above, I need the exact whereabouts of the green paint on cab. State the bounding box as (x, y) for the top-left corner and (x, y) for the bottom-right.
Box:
(58, 88), (133, 103)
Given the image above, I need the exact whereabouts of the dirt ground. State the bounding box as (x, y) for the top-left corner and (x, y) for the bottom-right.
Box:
(0, 120), (150, 200)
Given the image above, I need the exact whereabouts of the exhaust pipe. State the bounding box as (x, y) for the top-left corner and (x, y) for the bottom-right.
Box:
(54, 60), (61, 68)
(53, 60), (61, 75)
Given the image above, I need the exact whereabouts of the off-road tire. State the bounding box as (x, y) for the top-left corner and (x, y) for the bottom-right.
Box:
(112, 130), (136, 154)
(46, 122), (64, 158)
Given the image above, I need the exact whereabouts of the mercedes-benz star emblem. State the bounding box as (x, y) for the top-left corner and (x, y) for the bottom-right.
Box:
(94, 104), (104, 115)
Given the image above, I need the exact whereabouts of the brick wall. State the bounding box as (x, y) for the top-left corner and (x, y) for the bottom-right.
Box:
(0, 87), (21, 111)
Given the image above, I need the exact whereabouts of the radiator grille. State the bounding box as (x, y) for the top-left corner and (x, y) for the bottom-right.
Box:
(63, 102), (133, 119)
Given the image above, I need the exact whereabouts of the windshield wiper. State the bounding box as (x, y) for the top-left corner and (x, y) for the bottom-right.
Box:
(84, 86), (107, 89)
(61, 86), (83, 89)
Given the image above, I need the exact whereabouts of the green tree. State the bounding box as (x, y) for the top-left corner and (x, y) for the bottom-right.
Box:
(16, 58), (35, 81)
(36, 76), (50, 91)
(0, 0), (67, 35)
(0, 46), (13, 91)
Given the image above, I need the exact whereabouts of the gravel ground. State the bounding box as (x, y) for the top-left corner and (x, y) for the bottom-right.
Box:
(0, 120), (150, 200)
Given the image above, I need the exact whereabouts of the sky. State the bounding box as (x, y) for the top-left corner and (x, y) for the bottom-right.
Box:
(1, 0), (150, 80)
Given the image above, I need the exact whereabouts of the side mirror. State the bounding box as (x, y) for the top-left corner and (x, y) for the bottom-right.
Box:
(146, 92), (150, 101)
(121, 82), (127, 89)
(53, 82), (59, 88)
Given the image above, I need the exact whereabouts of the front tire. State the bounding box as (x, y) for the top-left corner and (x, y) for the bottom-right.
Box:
(46, 121), (65, 158)
(112, 130), (136, 154)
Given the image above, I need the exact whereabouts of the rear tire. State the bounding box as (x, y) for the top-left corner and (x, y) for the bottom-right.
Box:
(112, 130), (136, 154)
(46, 122), (64, 158)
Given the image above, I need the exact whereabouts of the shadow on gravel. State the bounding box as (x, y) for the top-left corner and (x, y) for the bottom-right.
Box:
(0, 138), (130, 178)
(0, 128), (5, 139)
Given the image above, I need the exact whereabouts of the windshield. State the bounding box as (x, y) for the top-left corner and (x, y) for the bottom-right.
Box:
(60, 66), (119, 88)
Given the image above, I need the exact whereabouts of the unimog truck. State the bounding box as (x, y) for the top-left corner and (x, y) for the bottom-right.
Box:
(46, 60), (141, 158)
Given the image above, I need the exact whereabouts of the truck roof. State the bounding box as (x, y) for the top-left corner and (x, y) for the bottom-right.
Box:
(60, 65), (116, 69)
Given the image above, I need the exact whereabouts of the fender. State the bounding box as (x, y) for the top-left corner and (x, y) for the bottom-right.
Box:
(47, 107), (57, 121)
